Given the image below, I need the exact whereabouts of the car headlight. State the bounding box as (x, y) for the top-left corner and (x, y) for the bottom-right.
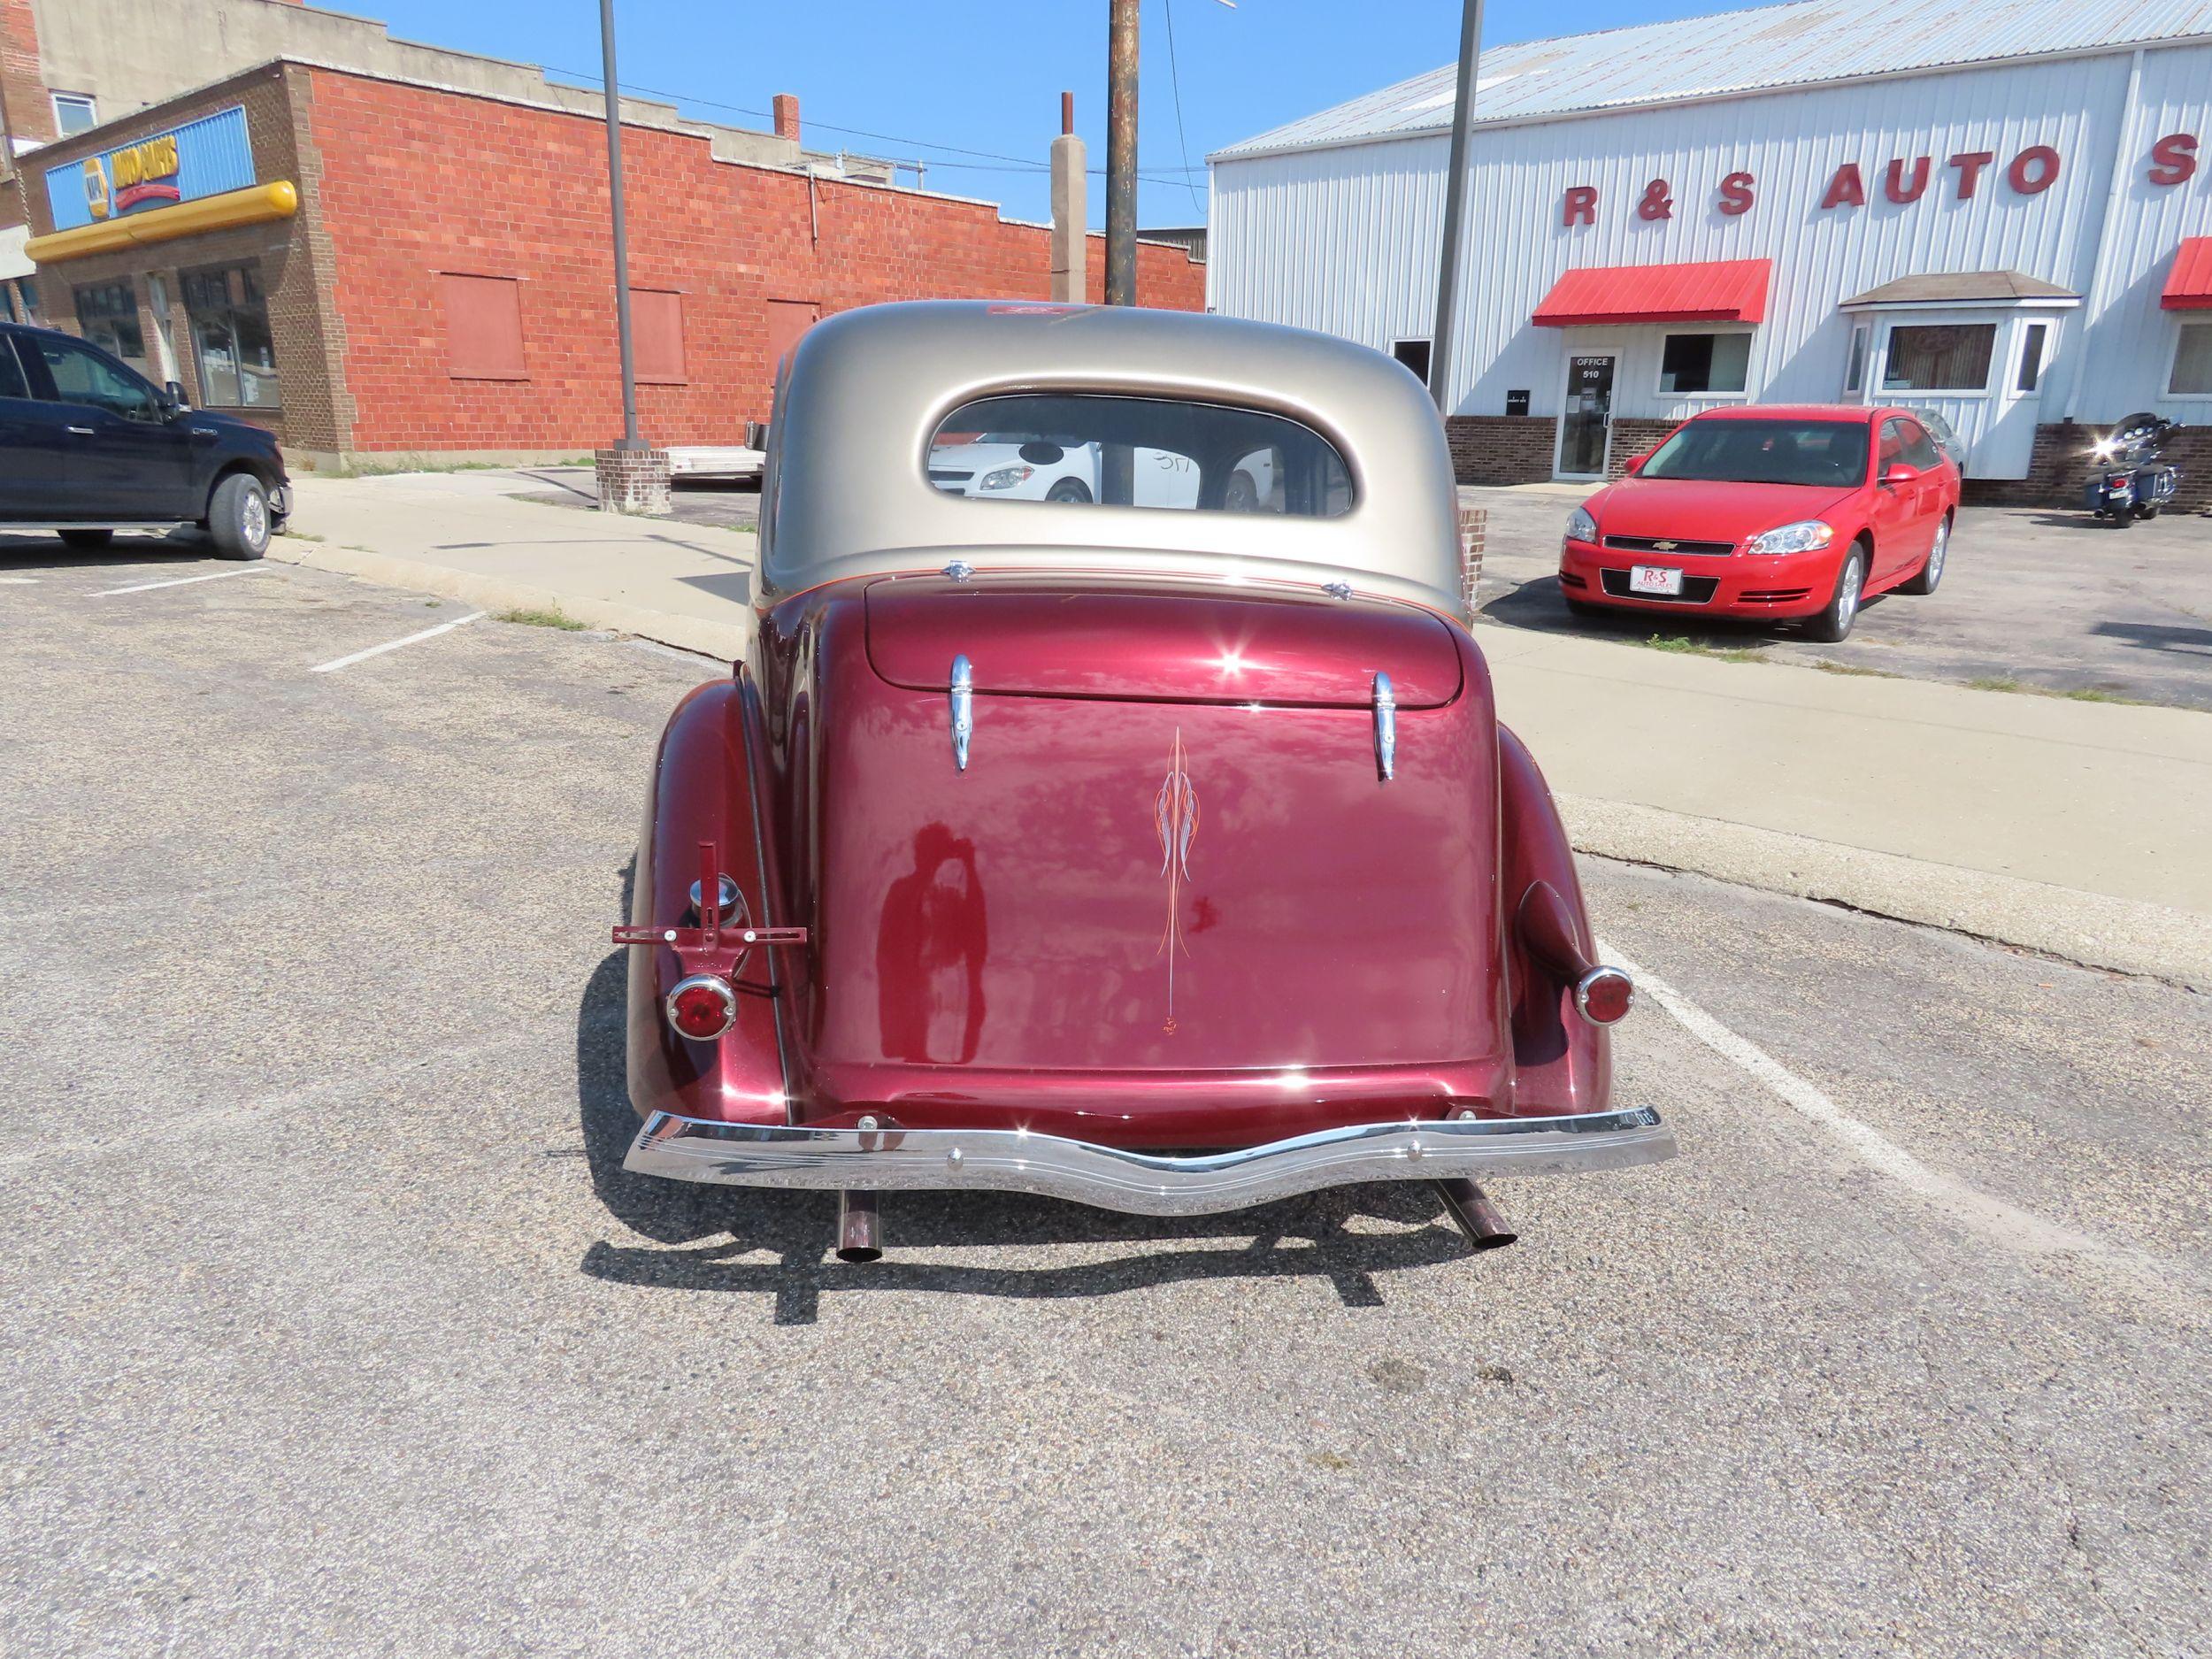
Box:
(979, 465), (1034, 491)
(1564, 504), (1598, 544)
(1742, 519), (1835, 557)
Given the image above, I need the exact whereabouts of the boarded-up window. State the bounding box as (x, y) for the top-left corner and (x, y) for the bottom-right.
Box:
(630, 288), (685, 383)
(440, 273), (526, 380)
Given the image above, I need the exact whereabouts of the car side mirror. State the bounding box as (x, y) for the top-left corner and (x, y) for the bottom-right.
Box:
(1018, 441), (1064, 465)
(1881, 462), (1917, 488)
(1625, 449), (1655, 475)
(161, 380), (189, 416)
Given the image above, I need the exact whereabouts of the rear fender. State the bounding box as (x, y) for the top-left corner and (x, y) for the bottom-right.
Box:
(624, 672), (792, 1125)
(1498, 725), (1611, 1114)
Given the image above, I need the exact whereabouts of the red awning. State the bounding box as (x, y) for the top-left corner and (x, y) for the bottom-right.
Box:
(2162, 239), (2212, 310)
(1532, 258), (1772, 327)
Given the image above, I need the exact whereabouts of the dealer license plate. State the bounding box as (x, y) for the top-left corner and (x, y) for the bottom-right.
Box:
(1629, 565), (1684, 596)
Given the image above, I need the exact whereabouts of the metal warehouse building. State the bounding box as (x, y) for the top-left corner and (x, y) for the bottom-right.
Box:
(1208, 0), (2212, 505)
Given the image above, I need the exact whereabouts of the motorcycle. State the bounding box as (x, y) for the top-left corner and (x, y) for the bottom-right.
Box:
(2083, 412), (2183, 529)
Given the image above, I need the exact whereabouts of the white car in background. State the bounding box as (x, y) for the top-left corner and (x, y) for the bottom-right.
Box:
(927, 432), (1275, 510)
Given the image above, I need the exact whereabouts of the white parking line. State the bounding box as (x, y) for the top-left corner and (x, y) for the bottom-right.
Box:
(1599, 938), (2201, 1310)
(309, 611), (484, 674)
(94, 566), (263, 596)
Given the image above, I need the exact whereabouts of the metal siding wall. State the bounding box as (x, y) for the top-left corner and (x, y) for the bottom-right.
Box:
(2071, 42), (2212, 419)
(1215, 51), (2162, 421)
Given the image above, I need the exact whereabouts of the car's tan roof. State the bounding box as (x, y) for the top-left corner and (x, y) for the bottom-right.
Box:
(759, 301), (1466, 617)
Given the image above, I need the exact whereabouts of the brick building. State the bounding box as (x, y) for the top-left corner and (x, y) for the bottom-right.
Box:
(11, 7), (1204, 467)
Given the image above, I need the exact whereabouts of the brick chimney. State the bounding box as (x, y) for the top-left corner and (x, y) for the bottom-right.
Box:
(772, 93), (799, 144)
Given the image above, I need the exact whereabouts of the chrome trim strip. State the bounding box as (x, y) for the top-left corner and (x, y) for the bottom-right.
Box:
(949, 653), (974, 771)
(1372, 671), (1396, 780)
(622, 1105), (1675, 1217)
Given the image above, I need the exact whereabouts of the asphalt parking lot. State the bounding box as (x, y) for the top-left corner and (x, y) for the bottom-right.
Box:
(1467, 486), (2212, 710)
(4, 535), (2209, 1656)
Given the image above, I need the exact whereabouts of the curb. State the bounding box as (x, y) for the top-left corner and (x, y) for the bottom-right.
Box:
(1563, 794), (2211, 991)
(268, 537), (749, 662)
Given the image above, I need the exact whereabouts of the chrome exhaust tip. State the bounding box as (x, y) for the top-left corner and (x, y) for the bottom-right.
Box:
(835, 1190), (882, 1263)
(1433, 1178), (1517, 1251)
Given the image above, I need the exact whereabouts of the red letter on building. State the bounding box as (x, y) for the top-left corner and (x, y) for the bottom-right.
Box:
(1562, 185), (1597, 227)
(1637, 178), (1674, 219)
(1821, 163), (1865, 209)
(1884, 156), (1931, 204)
(2008, 145), (2060, 195)
(1717, 171), (1755, 216)
(1948, 150), (1995, 198)
(2149, 133), (2200, 187)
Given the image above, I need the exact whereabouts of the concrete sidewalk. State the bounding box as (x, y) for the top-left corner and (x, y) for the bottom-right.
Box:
(274, 471), (2212, 987)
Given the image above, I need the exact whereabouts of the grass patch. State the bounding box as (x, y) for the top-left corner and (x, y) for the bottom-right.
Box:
(1965, 675), (2156, 706)
(279, 528), (325, 542)
(326, 457), (518, 480)
(1811, 658), (1901, 679)
(495, 606), (587, 631)
(1641, 634), (1767, 664)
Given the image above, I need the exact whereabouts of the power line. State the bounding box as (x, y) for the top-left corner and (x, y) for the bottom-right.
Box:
(1160, 0), (1206, 211)
(548, 65), (1191, 188)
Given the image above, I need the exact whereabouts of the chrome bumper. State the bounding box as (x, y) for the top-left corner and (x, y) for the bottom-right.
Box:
(623, 1105), (1675, 1217)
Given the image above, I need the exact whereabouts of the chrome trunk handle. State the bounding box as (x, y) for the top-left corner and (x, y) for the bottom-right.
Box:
(1372, 672), (1396, 781)
(949, 654), (973, 771)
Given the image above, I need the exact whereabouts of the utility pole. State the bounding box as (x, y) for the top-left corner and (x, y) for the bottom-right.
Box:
(1429, 0), (1485, 413)
(599, 0), (642, 451)
(1104, 0), (1139, 308)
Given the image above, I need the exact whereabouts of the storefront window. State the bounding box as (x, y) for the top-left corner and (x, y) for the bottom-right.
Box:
(74, 281), (149, 379)
(2170, 324), (2212, 396)
(1659, 332), (1750, 395)
(182, 263), (279, 408)
(1881, 324), (1994, 393)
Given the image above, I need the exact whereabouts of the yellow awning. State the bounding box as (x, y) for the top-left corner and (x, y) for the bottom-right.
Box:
(25, 180), (297, 264)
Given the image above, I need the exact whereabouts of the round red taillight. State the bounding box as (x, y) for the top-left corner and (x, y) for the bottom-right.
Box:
(665, 974), (737, 1041)
(1575, 965), (1634, 1025)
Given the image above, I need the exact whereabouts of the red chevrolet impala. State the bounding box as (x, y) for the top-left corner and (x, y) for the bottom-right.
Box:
(1557, 404), (1959, 642)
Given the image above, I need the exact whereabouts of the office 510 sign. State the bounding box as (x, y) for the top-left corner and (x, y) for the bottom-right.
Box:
(1559, 133), (2200, 225)
(45, 105), (256, 233)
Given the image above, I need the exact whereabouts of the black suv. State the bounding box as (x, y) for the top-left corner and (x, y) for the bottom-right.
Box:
(0, 320), (289, 558)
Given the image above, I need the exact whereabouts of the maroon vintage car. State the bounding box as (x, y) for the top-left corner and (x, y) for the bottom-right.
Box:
(615, 301), (1674, 1261)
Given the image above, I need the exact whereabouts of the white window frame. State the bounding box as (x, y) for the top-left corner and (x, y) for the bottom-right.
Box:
(1843, 322), (1870, 398)
(2166, 318), (2212, 400)
(1651, 325), (1754, 401)
(1875, 319), (1998, 399)
(50, 92), (96, 136)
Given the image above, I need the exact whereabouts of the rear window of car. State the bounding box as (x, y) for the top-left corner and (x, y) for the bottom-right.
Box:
(1641, 419), (1870, 488)
(927, 393), (1354, 518)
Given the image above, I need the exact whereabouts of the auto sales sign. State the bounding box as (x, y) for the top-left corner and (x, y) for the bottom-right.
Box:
(44, 105), (256, 232)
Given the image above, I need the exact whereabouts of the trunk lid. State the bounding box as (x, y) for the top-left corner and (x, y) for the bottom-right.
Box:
(801, 582), (1507, 1111)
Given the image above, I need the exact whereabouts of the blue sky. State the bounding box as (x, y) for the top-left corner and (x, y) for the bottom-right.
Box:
(359, 0), (1729, 227)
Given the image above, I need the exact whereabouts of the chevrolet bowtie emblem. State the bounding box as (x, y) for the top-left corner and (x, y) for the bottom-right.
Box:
(1651, 539), (1678, 551)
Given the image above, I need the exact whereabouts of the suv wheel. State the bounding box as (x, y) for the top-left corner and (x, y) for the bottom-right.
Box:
(208, 473), (271, 560)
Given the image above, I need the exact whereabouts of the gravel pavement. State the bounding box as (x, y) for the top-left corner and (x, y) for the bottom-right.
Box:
(4, 536), (2208, 1657)
(1466, 485), (2212, 710)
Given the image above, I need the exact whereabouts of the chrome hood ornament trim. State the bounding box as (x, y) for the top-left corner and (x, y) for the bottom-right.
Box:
(1372, 672), (1396, 781)
(949, 654), (974, 770)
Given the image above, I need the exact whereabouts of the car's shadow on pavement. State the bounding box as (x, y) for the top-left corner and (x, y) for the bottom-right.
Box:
(1479, 572), (1855, 646)
(0, 528), (218, 566)
(572, 943), (1480, 1324)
